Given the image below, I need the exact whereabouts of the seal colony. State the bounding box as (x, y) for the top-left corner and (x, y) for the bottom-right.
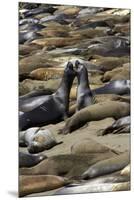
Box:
(19, 2), (130, 197)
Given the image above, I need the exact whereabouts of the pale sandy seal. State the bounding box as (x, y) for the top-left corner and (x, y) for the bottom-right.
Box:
(59, 101), (130, 134)
(19, 175), (71, 197)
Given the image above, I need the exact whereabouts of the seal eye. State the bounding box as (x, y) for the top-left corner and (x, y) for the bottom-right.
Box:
(75, 60), (80, 68)
(67, 62), (73, 70)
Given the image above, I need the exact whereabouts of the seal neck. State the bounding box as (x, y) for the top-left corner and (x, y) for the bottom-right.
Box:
(55, 73), (74, 112)
(77, 68), (90, 91)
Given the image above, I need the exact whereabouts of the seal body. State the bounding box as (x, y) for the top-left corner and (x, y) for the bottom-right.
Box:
(92, 80), (130, 95)
(19, 175), (70, 197)
(99, 116), (130, 135)
(19, 127), (62, 153)
(60, 101), (130, 134)
(82, 152), (130, 179)
(75, 60), (95, 111)
(19, 152), (47, 168)
(19, 62), (76, 131)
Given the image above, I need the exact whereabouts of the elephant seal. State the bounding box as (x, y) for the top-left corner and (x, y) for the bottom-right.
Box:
(71, 138), (119, 155)
(55, 182), (130, 195)
(19, 62), (76, 131)
(19, 31), (42, 44)
(98, 116), (130, 135)
(19, 152), (47, 168)
(19, 18), (39, 26)
(75, 60), (95, 111)
(101, 65), (130, 82)
(59, 101), (130, 134)
(121, 164), (130, 176)
(20, 154), (115, 179)
(24, 6), (57, 18)
(29, 67), (64, 81)
(19, 175), (71, 197)
(19, 127), (62, 153)
(82, 152), (129, 179)
(92, 80), (130, 95)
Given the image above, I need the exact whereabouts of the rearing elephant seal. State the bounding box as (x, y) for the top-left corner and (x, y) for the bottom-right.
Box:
(19, 62), (76, 131)
(75, 60), (95, 111)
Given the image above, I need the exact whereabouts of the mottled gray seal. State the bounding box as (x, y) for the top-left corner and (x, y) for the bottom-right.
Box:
(92, 80), (130, 95)
(19, 127), (62, 153)
(19, 152), (47, 168)
(98, 116), (130, 135)
(82, 152), (129, 179)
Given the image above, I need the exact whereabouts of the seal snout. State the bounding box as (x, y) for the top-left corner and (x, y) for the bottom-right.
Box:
(28, 141), (44, 154)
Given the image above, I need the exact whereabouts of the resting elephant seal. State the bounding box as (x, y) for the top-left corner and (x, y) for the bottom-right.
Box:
(92, 80), (130, 95)
(19, 175), (71, 197)
(19, 127), (62, 154)
(82, 152), (130, 179)
(121, 164), (130, 176)
(20, 154), (116, 179)
(101, 65), (130, 82)
(19, 152), (47, 168)
(19, 62), (76, 131)
(59, 101), (130, 134)
(75, 60), (95, 111)
(98, 116), (130, 135)
(29, 67), (64, 81)
(55, 182), (130, 195)
(71, 138), (119, 155)
(19, 31), (42, 44)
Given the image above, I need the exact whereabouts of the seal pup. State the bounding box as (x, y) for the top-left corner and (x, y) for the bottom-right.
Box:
(82, 152), (129, 179)
(92, 80), (130, 95)
(75, 60), (95, 111)
(19, 175), (71, 197)
(19, 152), (47, 168)
(19, 62), (76, 131)
(59, 101), (130, 134)
(98, 116), (130, 135)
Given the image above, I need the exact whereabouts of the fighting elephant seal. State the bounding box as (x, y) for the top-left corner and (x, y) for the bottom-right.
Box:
(19, 152), (47, 168)
(19, 62), (76, 130)
(75, 60), (95, 111)
(59, 101), (130, 134)
(19, 175), (71, 197)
